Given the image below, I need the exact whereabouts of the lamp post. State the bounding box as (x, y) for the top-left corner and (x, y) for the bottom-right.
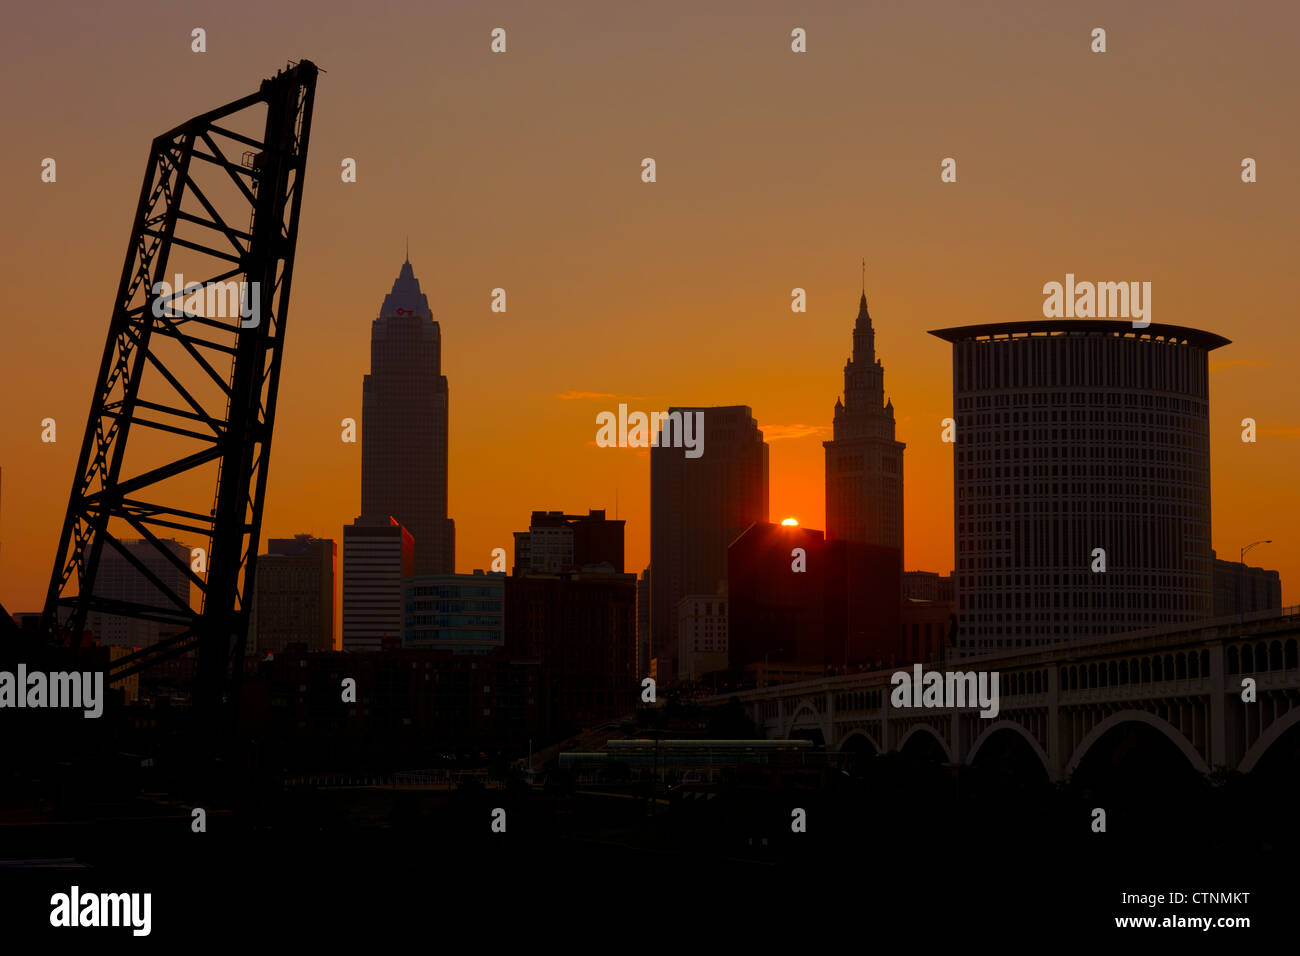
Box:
(1238, 540), (1272, 621)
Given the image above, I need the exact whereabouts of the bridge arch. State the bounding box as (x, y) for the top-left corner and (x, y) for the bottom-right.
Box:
(836, 729), (881, 754)
(1065, 710), (1209, 777)
(896, 723), (953, 762)
(783, 700), (826, 741)
(1239, 706), (1300, 773)
(968, 720), (1050, 774)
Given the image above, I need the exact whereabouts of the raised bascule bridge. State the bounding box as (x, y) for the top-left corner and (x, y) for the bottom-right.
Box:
(28, 61), (318, 728)
(709, 606), (1300, 781)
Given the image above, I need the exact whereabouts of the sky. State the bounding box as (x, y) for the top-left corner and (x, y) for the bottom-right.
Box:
(1, 0), (1297, 631)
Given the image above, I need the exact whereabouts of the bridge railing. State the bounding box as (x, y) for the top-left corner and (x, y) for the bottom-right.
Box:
(954, 606), (1300, 667)
(715, 606), (1300, 704)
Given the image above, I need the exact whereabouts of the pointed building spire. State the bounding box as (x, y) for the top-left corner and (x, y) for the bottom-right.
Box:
(405, 236), (410, 263)
(858, 259), (871, 321)
(380, 256), (432, 319)
(825, 260), (904, 559)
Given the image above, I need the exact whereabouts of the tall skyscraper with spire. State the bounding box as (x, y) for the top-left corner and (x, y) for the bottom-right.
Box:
(824, 288), (905, 562)
(360, 257), (455, 575)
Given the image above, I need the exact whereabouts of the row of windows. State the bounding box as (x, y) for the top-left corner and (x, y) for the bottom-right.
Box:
(959, 589), (1207, 611)
(959, 443), (1207, 465)
(957, 431), (1207, 453)
(1228, 640), (1299, 674)
(958, 497), (1207, 518)
(407, 586), (500, 598)
(958, 481), (1209, 501)
(956, 572), (1201, 588)
(961, 528), (1203, 567)
(957, 393), (1205, 413)
(960, 454), (1206, 478)
(955, 406), (1204, 427)
(961, 637), (1054, 649)
(833, 453), (901, 474)
(1062, 649), (1210, 690)
(955, 337), (1209, 396)
(408, 600), (501, 613)
(959, 611), (1200, 639)
(405, 615), (502, 627)
(959, 513), (1202, 538)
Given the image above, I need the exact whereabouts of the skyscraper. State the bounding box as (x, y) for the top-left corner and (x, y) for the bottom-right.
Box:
(824, 292), (905, 563)
(342, 516), (414, 653)
(250, 535), (336, 654)
(361, 258), (454, 575)
(650, 405), (768, 681)
(87, 538), (192, 648)
(928, 319), (1228, 655)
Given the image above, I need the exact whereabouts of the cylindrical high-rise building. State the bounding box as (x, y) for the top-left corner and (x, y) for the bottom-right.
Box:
(928, 320), (1230, 656)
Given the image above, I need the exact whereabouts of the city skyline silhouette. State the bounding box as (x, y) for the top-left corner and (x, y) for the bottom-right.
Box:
(2, 3), (1297, 620)
(1, 2), (1297, 940)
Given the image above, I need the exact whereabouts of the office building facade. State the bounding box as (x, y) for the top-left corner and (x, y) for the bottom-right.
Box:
(88, 538), (192, 648)
(361, 258), (455, 575)
(403, 571), (505, 653)
(727, 521), (901, 671)
(505, 568), (637, 735)
(513, 509), (624, 574)
(342, 516), (414, 652)
(650, 405), (768, 680)
(929, 320), (1229, 655)
(250, 534), (336, 653)
(676, 593), (728, 682)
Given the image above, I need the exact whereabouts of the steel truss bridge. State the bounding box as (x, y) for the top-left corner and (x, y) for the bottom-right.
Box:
(36, 61), (318, 717)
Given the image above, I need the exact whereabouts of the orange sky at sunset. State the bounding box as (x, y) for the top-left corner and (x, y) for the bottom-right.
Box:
(1, 0), (1297, 630)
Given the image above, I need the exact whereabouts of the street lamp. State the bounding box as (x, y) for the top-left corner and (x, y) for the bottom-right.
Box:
(1238, 540), (1273, 619)
(1240, 540), (1272, 564)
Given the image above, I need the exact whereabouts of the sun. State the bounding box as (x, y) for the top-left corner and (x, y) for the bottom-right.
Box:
(781, 517), (798, 526)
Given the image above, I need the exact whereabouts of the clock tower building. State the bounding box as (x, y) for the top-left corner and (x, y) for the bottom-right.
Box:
(824, 290), (905, 563)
